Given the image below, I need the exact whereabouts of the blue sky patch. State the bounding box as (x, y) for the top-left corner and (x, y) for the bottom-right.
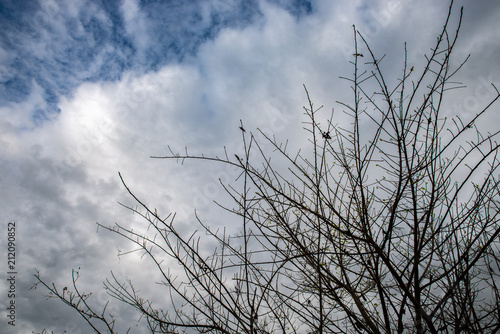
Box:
(0, 0), (314, 125)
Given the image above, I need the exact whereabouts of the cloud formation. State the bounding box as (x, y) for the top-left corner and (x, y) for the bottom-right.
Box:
(1, 0), (499, 333)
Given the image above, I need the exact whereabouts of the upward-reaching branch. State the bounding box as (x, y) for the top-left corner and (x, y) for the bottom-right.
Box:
(34, 1), (500, 333)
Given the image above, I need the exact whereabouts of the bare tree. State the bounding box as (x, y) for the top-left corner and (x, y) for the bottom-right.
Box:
(34, 1), (500, 333)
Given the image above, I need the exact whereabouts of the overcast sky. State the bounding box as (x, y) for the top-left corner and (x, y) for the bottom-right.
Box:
(1, 0), (500, 333)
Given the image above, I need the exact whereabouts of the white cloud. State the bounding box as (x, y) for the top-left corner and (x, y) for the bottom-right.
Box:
(120, 0), (150, 61)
